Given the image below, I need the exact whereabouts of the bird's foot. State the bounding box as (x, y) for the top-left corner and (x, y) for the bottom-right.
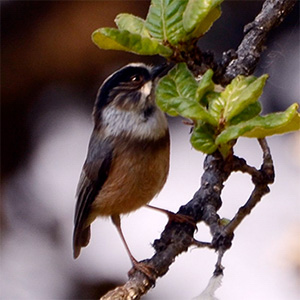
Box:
(167, 212), (197, 229)
(128, 259), (157, 282)
(146, 204), (197, 230)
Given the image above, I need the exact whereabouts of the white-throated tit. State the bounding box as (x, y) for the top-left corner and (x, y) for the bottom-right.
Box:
(73, 63), (171, 269)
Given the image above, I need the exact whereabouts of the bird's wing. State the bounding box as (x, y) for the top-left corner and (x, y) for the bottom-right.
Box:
(73, 133), (113, 258)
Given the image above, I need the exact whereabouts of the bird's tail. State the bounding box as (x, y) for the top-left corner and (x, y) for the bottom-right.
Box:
(73, 225), (91, 259)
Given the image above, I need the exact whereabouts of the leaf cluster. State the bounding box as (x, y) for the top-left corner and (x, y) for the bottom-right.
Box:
(92, 0), (223, 57)
(156, 63), (300, 157)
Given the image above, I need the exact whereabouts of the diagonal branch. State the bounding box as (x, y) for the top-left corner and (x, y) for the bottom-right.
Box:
(178, 0), (296, 84)
(101, 152), (232, 299)
(221, 0), (297, 84)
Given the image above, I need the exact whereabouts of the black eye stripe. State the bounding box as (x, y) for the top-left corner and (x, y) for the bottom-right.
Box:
(131, 75), (141, 82)
(95, 65), (151, 111)
(116, 67), (149, 85)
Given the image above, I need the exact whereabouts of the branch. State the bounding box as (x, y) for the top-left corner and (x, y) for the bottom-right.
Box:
(181, 0), (296, 84)
(221, 0), (297, 84)
(100, 141), (275, 299)
(213, 139), (275, 243)
(101, 152), (231, 299)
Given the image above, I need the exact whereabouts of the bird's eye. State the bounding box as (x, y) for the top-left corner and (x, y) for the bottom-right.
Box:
(130, 75), (143, 83)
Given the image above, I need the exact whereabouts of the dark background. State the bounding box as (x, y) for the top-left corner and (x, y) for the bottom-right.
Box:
(1, 1), (299, 299)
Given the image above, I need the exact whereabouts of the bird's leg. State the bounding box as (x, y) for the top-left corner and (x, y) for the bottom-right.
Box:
(111, 215), (138, 265)
(145, 204), (197, 229)
(111, 215), (156, 279)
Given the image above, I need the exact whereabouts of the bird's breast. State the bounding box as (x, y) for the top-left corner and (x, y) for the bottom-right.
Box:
(91, 132), (170, 216)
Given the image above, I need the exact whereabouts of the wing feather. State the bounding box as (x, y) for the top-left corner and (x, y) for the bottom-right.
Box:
(73, 133), (113, 258)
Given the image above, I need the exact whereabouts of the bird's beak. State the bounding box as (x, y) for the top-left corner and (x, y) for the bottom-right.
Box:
(151, 62), (174, 79)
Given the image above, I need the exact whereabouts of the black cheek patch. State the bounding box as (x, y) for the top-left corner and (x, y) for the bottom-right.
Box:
(143, 106), (155, 120)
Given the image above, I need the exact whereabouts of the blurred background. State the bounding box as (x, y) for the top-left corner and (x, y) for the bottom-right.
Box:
(1, 1), (299, 299)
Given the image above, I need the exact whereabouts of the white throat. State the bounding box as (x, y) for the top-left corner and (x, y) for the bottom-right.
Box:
(102, 104), (168, 141)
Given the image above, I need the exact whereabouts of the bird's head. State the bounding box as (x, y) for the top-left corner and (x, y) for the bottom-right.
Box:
(93, 63), (172, 141)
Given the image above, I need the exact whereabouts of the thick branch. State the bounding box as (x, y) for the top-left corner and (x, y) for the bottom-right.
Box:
(101, 152), (232, 299)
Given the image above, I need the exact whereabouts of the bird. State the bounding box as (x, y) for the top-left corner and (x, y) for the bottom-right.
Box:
(73, 62), (171, 271)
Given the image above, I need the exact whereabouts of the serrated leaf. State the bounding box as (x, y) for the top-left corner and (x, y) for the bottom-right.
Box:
(156, 63), (217, 125)
(145, 0), (188, 45)
(115, 13), (151, 37)
(221, 74), (268, 122)
(92, 28), (173, 56)
(229, 101), (262, 125)
(190, 123), (217, 154)
(196, 69), (215, 103)
(215, 103), (300, 144)
(183, 0), (223, 37)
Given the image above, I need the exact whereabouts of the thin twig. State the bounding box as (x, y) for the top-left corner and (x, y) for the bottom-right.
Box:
(220, 138), (274, 237)
(192, 239), (214, 249)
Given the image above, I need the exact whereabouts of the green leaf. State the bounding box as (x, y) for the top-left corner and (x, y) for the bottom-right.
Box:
(115, 13), (151, 37)
(207, 92), (224, 121)
(229, 101), (262, 125)
(156, 63), (198, 103)
(190, 6), (222, 38)
(145, 0), (188, 45)
(92, 28), (173, 56)
(215, 103), (300, 144)
(156, 63), (217, 125)
(221, 74), (268, 122)
(155, 73), (180, 116)
(190, 123), (217, 154)
(168, 63), (198, 99)
(170, 97), (217, 120)
(243, 103), (300, 138)
(93, 0), (223, 56)
(195, 69), (215, 103)
(183, 0), (223, 37)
